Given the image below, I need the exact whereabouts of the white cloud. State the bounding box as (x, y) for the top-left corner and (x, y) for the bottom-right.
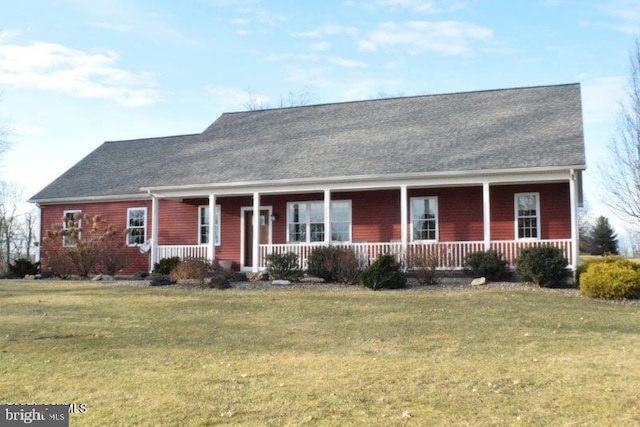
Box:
(88, 21), (134, 32)
(0, 40), (161, 107)
(582, 76), (626, 124)
(375, 0), (467, 13)
(292, 24), (360, 38)
(0, 29), (20, 42)
(308, 41), (331, 52)
(264, 52), (364, 69)
(232, 8), (287, 28)
(597, 0), (640, 34)
(358, 21), (493, 55)
(325, 56), (367, 69)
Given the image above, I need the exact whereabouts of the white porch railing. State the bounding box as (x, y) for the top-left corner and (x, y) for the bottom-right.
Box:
(156, 245), (208, 261)
(490, 239), (573, 268)
(259, 239), (574, 270)
(155, 239), (574, 271)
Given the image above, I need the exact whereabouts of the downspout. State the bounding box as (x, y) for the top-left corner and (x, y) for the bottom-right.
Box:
(35, 203), (42, 264)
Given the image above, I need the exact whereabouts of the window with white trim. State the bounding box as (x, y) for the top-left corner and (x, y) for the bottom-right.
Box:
(127, 207), (147, 246)
(411, 197), (438, 241)
(515, 193), (540, 239)
(287, 201), (351, 243)
(199, 205), (221, 246)
(63, 210), (81, 247)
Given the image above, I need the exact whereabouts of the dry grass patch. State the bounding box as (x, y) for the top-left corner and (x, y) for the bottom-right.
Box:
(1, 281), (639, 425)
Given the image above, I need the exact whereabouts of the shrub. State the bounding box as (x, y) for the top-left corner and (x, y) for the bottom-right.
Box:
(10, 258), (39, 277)
(266, 252), (302, 281)
(407, 252), (440, 286)
(307, 246), (360, 284)
(154, 257), (182, 275)
(169, 258), (213, 284)
(359, 253), (407, 290)
(132, 271), (149, 280)
(576, 255), (625, 287)
(463, 250), (508, 281)
(42, 213), (125, 278)
(149, 273), (175, 286)
(208, 272), (231, 289)
(515, 246), (569, 288)
(580, 259), (640, 300)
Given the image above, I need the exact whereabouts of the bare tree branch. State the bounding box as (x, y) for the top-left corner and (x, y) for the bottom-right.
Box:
(0, 92), (12, 160)
(600, 36), (640, 229)
(244, 87), (318, 111)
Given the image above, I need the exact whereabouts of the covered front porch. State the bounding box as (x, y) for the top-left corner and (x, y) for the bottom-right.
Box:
(146, 168), (581, 274)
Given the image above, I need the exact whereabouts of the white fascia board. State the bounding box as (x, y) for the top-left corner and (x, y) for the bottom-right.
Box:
(143, 166), (583, 199)
(29, 193), (152, 206)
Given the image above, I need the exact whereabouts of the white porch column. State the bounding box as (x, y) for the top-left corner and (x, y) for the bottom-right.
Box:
(400, 185), (408, 249)
(483, 182), (491, 250)
(324, 189), (331, 244)
(208, 194), (216, 264)
(569, 169), (579, 270)
(252, 192), (260, 273)
(150, 194), (159, 272)
(35, 205), (42, 263)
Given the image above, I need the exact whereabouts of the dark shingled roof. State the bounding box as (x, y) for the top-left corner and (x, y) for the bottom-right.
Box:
(30, 83), (586, 202)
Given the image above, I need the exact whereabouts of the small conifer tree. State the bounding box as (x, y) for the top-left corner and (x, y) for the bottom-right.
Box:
(589, 216), (619, 255)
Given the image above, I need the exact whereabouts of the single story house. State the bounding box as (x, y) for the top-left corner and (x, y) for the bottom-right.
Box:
(29, 83), (586, 275)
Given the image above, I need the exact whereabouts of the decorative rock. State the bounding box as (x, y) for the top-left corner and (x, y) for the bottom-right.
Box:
(91, 274), (114, 281)
(471, 277), (487, 286)
(300, 276), (325, 283)
(272, 279), (291, 286)
(24, 274), (36, 280)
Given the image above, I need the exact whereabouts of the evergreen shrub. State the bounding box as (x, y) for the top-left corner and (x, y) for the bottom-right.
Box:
(359, 253), (407, 290)
(266, 252), (302, 281)
(515, 246), (569, 288)
(153, 257), (182, 275)
(580, 258), (640, 300)
(10, 258), (39, 277)
(463, 250), (508, 281)
(149, 273), (175, 286)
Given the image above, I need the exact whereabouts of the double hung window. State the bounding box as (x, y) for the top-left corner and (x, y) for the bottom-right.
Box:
(287, 201), (351, 243)
(515, 193), (540, 239)
(127, 208), (147, 246)
(63, 210), (82, 247)
(198, 205), (221, 246)
(410, 197), (438, 241)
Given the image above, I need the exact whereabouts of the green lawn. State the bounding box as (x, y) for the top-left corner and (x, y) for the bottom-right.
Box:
(1, 281), (639, 426)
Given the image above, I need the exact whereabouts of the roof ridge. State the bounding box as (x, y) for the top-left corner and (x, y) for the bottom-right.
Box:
(219, 82), (581, 116)
(104, 133), (200, 144)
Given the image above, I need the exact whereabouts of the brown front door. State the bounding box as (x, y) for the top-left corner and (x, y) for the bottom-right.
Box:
(244, 209), (270, 267)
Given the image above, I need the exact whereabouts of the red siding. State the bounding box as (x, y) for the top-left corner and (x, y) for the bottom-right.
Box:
(39, 200), (153, 274)
(410, 187), (484, 241)
(38, 182), (572, 275)
(217, 196), (249, 270)
(490, 183), (570, 240)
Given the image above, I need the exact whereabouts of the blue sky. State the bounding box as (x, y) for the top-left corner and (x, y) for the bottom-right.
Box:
(0, 0), (638, 235)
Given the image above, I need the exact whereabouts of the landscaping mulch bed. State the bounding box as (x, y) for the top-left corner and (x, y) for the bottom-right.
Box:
(114, 275), (581, 295)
